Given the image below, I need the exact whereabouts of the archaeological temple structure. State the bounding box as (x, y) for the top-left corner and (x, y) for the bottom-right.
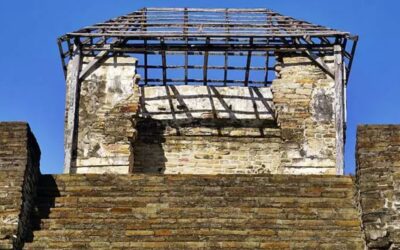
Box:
(1, 7), (400, 250)
(61, 8), (357, 176)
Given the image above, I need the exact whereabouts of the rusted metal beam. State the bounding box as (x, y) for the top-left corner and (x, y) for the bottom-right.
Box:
(203, 37), (210, 85)
(244, 38), (253, 86)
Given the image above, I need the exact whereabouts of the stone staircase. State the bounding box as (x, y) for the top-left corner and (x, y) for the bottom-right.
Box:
(24, 174), (364, 249)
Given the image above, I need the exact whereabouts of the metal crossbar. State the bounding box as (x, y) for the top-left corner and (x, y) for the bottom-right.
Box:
(57, 7), (358, 86)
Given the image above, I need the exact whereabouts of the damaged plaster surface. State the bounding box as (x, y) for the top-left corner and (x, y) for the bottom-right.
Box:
(64, 55), (344, 175)
(66, 56), (139, 174)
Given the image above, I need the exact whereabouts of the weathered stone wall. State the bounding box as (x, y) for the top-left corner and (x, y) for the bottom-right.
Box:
(66, 56), (139, 174)
(27, 174), (365, 249)
(0, 122), (41, 249)
(272, 55), (341, 175)
(356, 125), (400, 249)
(134, 85), (281, 174)
(134, 124), (282, 174)
(65, 54), (344, 175)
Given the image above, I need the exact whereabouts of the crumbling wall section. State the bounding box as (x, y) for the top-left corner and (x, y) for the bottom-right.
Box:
(68, 56), (139, 174)
(0, 122), (41, 249)
(134, 86), (281, 174)
(65, 54), (345, 175)
(356, 125), (400, 249)
(272, 55), (340, 175)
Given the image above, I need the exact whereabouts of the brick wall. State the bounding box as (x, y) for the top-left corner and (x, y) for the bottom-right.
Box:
(356, 125), (400, 249)
(134, 85), (280, 174)
(134, 119), (281, 174)
(66, 56), (139, 174)
(0, 122), (41, 249)
(65, 54), (344, 175)
(272, 55), (340, 175)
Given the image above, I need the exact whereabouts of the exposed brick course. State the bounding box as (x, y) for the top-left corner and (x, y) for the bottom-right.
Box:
(0, 122), (41, 249)
(65, 54), (344, 175)
(356, 125), (400, 249)
(24, 174), (364, 249)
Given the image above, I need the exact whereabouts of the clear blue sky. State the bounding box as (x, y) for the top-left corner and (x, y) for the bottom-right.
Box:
(0, 0), (399, 174)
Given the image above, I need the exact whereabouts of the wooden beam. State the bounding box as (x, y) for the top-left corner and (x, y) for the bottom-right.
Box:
(57, 39), (68, 79)
(64, 43), (82, 173)
(345, 36), (358, 84)
(304, 49), (334, 79)
(333, 44), (345, 175)
(81, 43), (334, 53)
(78, 50), (109, 81)
(78, 18), (137, 82)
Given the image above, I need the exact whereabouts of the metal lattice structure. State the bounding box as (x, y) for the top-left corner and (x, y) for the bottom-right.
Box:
(58, 7), (358, 87)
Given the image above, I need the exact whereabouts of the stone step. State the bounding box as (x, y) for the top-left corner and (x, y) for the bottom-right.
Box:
(36, 186), (354, 198)
(24, 240), (364, 250)
(40, 198), (355, 210)
(35, 207), (359, 222)
(27, 231), (364, 249)
(25, 174), (363, 249)
(38, 174), (354, 187)
(35, 215), (361, 230)
(35, 205), (359, 219)
(32, 227), (363, 238)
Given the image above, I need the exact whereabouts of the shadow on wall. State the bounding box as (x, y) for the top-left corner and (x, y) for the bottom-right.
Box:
(26, 175), (60, 243)
(132, 85), (279, 174)
(138, 85), (276, 122)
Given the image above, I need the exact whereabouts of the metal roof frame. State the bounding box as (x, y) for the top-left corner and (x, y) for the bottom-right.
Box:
(58, 7), (358, 86)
